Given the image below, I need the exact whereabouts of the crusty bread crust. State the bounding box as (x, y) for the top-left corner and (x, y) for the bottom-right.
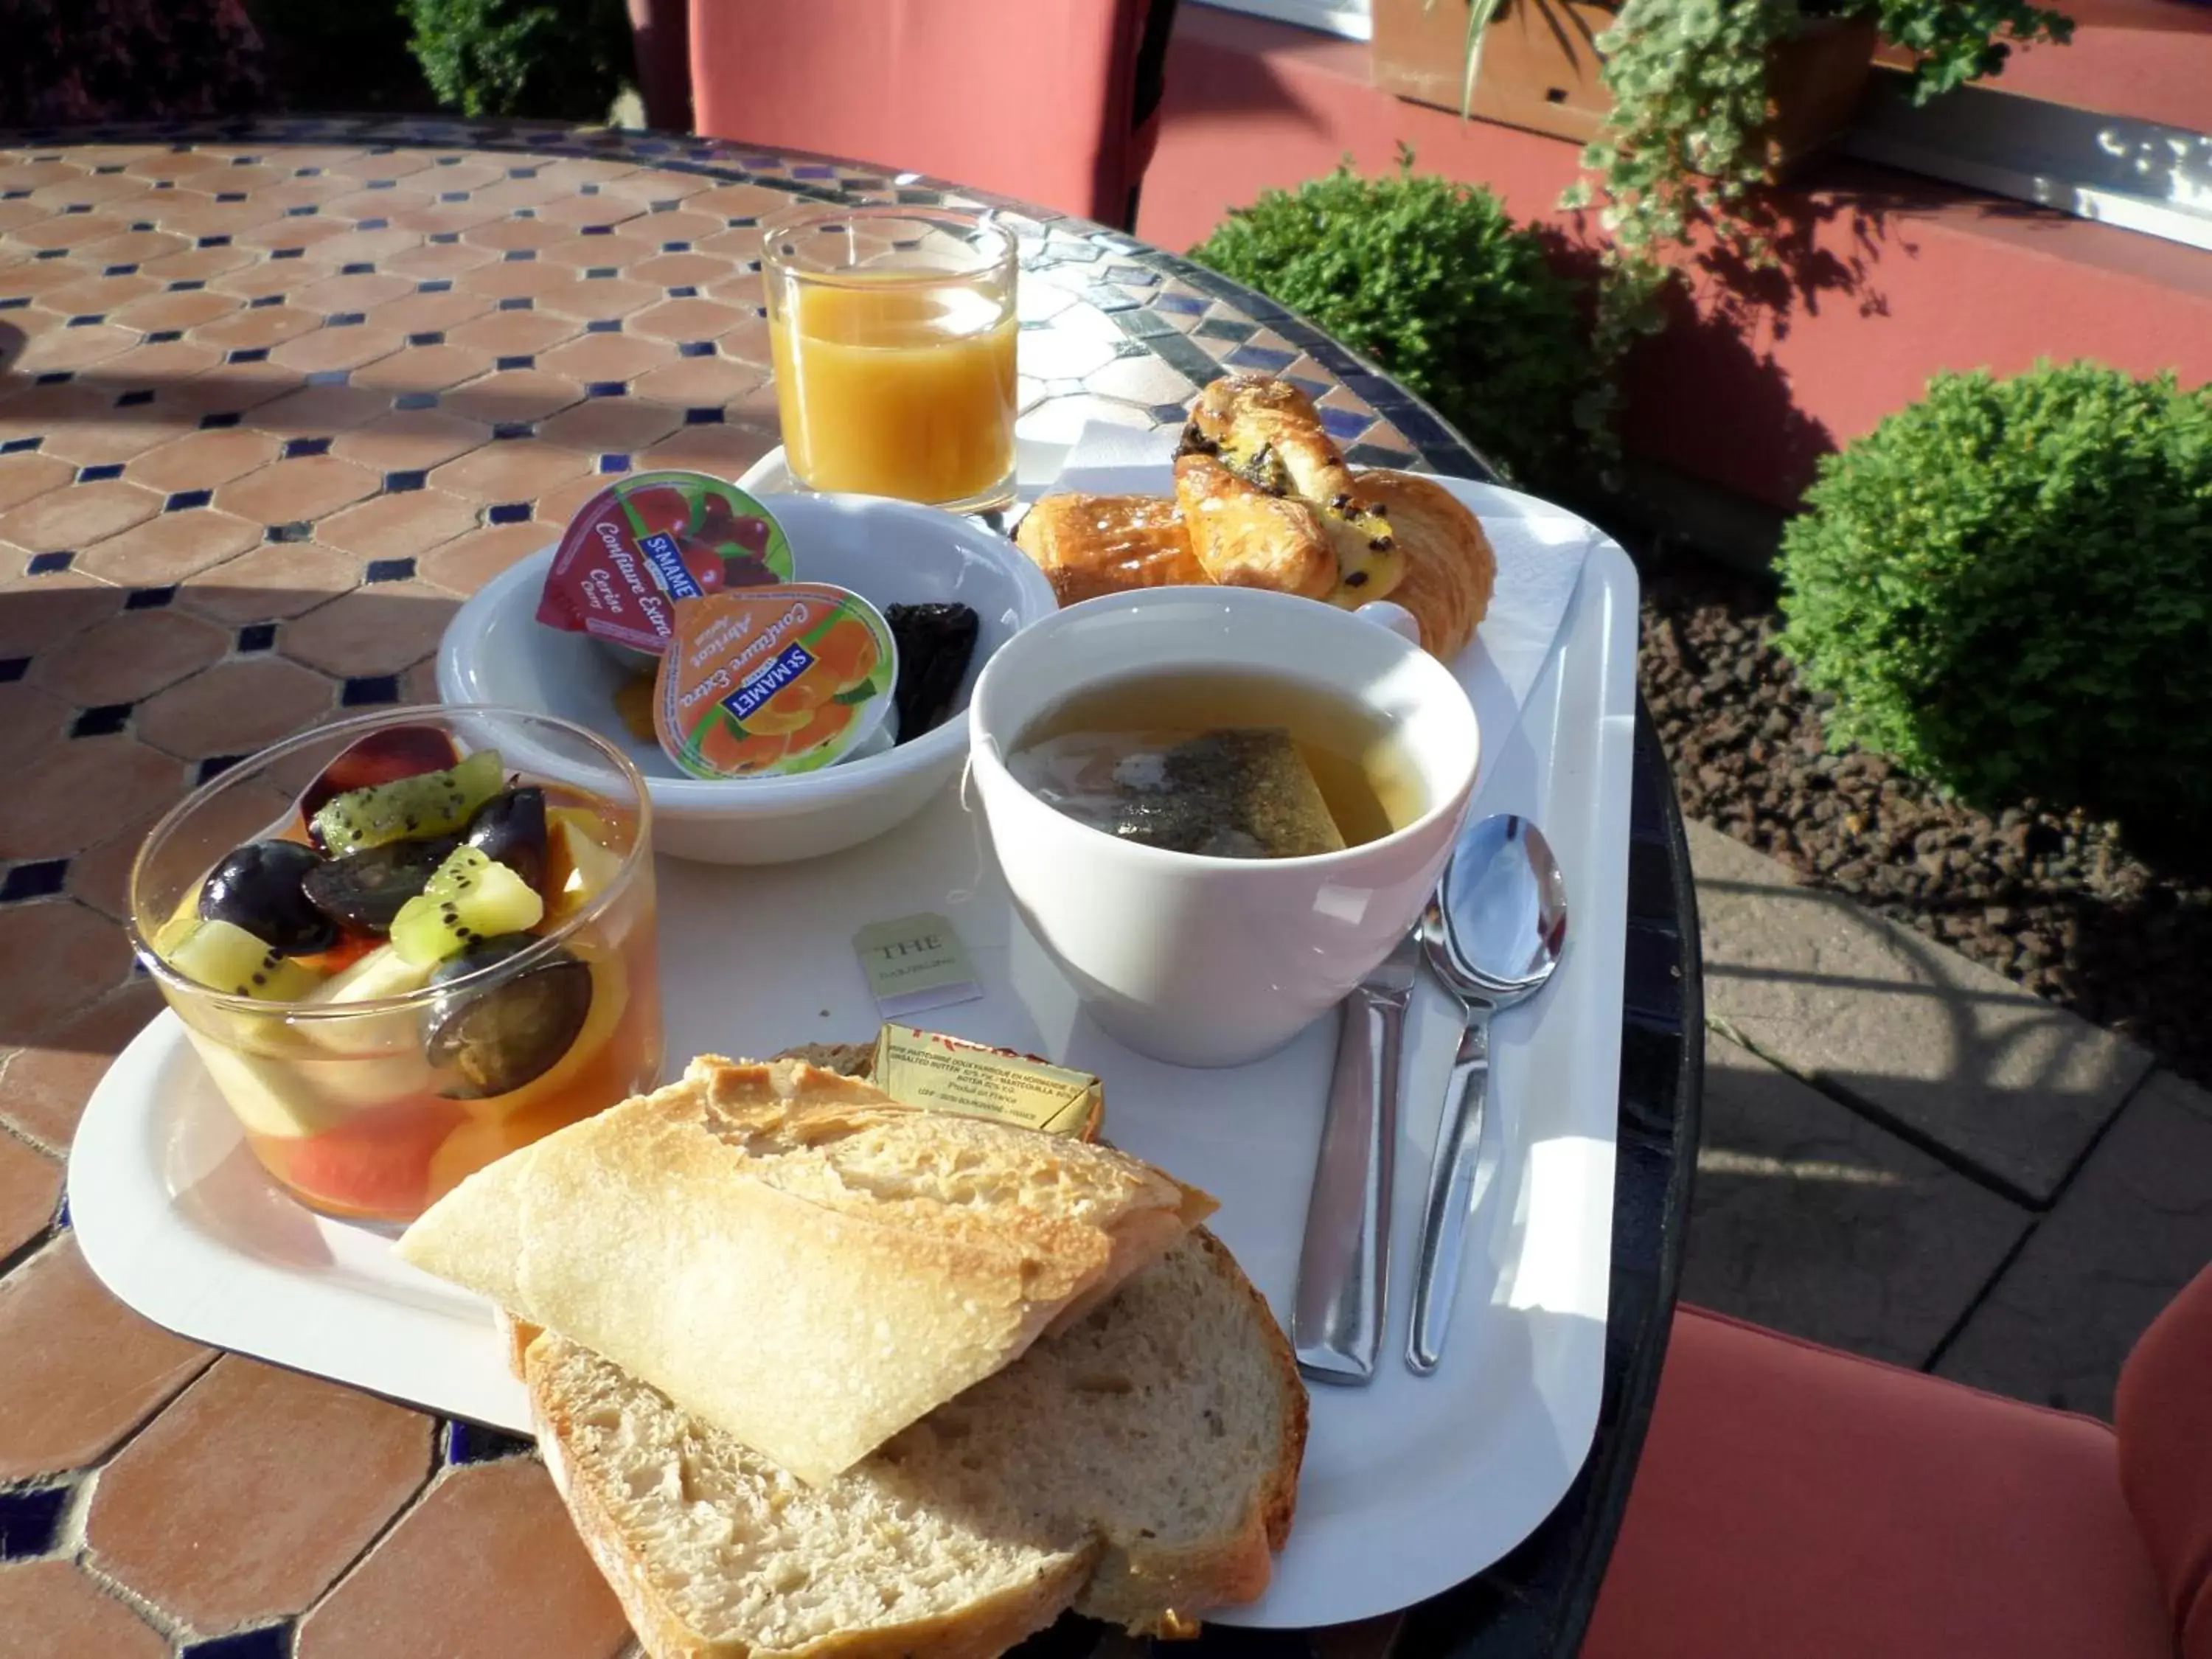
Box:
(400, 1055), (1214, 1485)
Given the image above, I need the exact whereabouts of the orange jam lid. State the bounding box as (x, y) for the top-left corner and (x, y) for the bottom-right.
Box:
(654, 582), (899, 779)
(535, 470), (794, 655)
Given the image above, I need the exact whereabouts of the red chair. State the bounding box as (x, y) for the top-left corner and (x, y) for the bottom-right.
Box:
(1580, 1265), (2212, 1659)
(686, 0), (1178, 229)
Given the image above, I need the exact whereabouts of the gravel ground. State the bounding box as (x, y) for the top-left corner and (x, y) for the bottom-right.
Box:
(1637, 550), (2212, 1090)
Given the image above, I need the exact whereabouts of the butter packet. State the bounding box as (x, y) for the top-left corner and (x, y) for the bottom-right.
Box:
(870, 1023), (1104, 1140)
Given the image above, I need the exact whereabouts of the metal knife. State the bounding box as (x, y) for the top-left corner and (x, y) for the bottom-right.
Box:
(1292, 932), (1420, 1384)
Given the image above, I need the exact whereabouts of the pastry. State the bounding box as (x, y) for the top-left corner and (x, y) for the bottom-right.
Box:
(1361, 469), (1496, 658)
(1180, 375), (1405, 605)
(1014, 493), (1210, 606)
(1172, 452), (1335, 599)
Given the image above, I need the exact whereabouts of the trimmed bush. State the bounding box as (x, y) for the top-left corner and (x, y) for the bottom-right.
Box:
(404, 0), (630, 121)
(1777, 360), (2212, 850)
(1189, 154), (1602, 490)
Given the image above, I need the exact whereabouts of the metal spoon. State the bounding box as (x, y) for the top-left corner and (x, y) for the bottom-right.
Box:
(1408, 814), (1568, 1375)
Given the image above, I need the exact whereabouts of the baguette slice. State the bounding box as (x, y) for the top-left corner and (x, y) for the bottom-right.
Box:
(528, 1228), (1306, 1659)
(399, 1054), (1217, 1484)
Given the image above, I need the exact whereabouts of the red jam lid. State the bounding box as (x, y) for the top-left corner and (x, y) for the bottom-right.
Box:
(535, 470), (794, 655)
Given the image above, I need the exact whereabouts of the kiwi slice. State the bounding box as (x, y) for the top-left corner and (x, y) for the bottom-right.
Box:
(389, 844), (546, 967)
(310, 749), (504, 858)
(161, 917), (323, 1001)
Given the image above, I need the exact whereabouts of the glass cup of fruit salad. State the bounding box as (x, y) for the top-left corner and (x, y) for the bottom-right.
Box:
(127, 706), (661, 1223)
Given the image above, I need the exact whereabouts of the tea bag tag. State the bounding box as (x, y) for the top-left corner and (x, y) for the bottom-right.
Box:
(853, 911), (984, 1018)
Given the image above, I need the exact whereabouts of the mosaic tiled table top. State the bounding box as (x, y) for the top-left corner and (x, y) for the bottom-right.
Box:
(0, 118), (1700, 1659)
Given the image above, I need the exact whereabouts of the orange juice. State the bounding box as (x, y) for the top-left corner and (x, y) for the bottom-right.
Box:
(770, 276), (1018, 507)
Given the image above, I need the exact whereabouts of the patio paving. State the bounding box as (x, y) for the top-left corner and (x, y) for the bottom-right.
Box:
(1683, 822), (2212, 1415)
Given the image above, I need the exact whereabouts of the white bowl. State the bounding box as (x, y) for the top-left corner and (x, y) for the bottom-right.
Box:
(437, 493), (1059, 863)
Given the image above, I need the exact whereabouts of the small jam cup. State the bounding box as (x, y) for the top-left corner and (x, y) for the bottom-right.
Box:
(762, 203), (1020, 513)
(128, 706), (663, 1223)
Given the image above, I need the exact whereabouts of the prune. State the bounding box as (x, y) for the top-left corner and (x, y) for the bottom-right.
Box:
(884, 602), (980, 740)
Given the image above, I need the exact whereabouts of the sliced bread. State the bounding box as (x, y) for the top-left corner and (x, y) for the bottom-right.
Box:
(399, 1054), (1217, 1484)
(527, 1228), (1307, 1659)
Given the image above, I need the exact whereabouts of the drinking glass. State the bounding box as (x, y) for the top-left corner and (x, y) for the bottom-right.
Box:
(762, 203), (1020, 513)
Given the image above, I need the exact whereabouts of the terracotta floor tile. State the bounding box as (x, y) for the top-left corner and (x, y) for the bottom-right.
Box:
(638, 419), (779, 479)
(599, 169), (714, 204)
(456, 265), (592, 313)
(0, 261), (87, 304)
(0, 733), (186, 861)
(178, 541), (357, 622)
(539, 276), (661, 324)
(382, 240), (499, 280)
(0, 900), (136, 1043)
(77, 227), (192, 268)
(0, 1236), (213, 1479)
(322, 149), (437, 181)
(73, 508), (262, 587)
(38, 271), (159, 316)
(698, 226), (766, 265)
(282, 582), (456, 678)
(0, 571), (125, 659)
(0, 981), (162, 1150)
(213, 455), (379, 527)
(316, 490), (480, 562)
(386, 200), (512, 239)
(532, 474), (611, 530)
(447, 307), (581, 357)
(716, 312), (773, 368)
(297, 226), (420, 271)
(153, 200), (279, 243)
(190, 304), (323, 354)
(459, 178), (570, 217)
(134, 655), (334, 759)
(538, 334), (677, 387)
(235, 218), (359, 261)
(87, 1354), (433, 1632)
(429, 439), (589, 504)
(616, 207), (726, 248)
(441, 369), (583, 426)
(352, 343), (495, 396)
(0, 478), (160, 555)
(366, 288), (495, 336)
(0, 1130), (62, 1260)
(0, 1560), (168, 1659)
(400, 654), (440, 704)
(0, 453), (74, 515)
(627, 251), (735, 291)
(98, 337), (227, 387)
(463, 217), (572, 255)
(8, 212), (129, 250)
(420, 523), (552, 597)
(109, 287), (245, 334)
(296, 1460), (630, 1659)
(535, 192), (647, 232)
(32, 608), (229, 706)
(632, 355), (767, 411)
(535, 398), (682, 456)
(125, 428), (282, 495)
(293, 271), (414, 315)
(65, 811), (159, 923)
(330, 411), (490, 475)
(627, 296), (748, 343)
(252, 382), (394, 437)
(319, 186), (439, 225)
(0, 681), (71, 770)
(29, 417), (194, 472)
(268, 324), (406, 377)
(139, 242), (256, 285)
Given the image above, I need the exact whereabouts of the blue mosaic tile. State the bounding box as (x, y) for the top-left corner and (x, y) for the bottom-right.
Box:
(585, 318), (622, 333)
(237, 623), (276, 653)
(580, 183), (601, 195)
(342, 674), (401, 707)
(406, 331), (445, 347)
(265, 521), (312, 543)
(329, 311), (364, 327)
(684, 408), (723, 425)
(585, 266), (619, 279)
(146, 329), (182, 344)
(62, 204), (92, 215)
(497, 296), (533, 311)
(1225, 343), (1296, 374)
(723, 215), (757, 228)
(285, 205), (318, 218)
(439, 191), (469, 204)
(598, 453), (630, 473)
(196, 234), (231, 248)
(677, 340), (714, 358)
(364, 557), (416, 583)
(181, 1622), (292, 1659)
(166, 489), (213, 512)
(581, 224), (613, 237)
(283, 437), (332, 459)
(0, 658), (25, 683)
(366, 178), (396, 190)
(417, 278), (454, 293)
(125, 586), (177, 610)
(0, 1484), (70, 1557)
(1152, 291), (1207, 316)
(1344, 440), (1416, 469)
(1318, 406), (1370, 443)
(585, 381), (625, 398)
(269, 247), (304, 260)
(341, 261), (374, 275)
(102, 262), (138, 277)
(442, 1419), (533, 1464)
(70, 703), (131, 737)
(248, 293), (282, 310)
(384, 470), (428, 493)
(507, 166), (539, 178)
(198, 754), (245, 784)
(493, 355), (534, 372)
(168, 279), (206, 291)
(394, 391), (439, 410)
(112, 389), (156, 410)
(26, 552), (74, 575)
(35, 371), (74, 386)
(666, 284), (698, 299)
(487, 502), (531, 525)
(504, 248), (537, 262)
(307, 369), (350, 386)
(201, 411), (242, 429)
(430, 231), (460, 244)
(0, 298), (26, 311)
(34, 249), (66, 261)
(357, 217), (389, 231)
(0, 437), (41, 454)
(493, 422), (533, 441)
(661, 240), (691, 254)
(77, 462), (124, 483)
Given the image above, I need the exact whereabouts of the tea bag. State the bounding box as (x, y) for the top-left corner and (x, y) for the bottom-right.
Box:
(1011, 727), (1346, 858)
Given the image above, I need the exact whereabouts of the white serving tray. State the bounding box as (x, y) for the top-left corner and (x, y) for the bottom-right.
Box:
(72, 472), (1638, 1630)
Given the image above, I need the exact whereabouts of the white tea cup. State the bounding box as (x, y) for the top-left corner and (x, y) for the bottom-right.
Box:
(969, 588), (1479, 1068)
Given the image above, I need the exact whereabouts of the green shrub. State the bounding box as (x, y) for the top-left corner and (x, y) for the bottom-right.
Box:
(404, 0), (630, 120)
(1777, 361), (2212, 849)
(1189, 153), (1604, 490)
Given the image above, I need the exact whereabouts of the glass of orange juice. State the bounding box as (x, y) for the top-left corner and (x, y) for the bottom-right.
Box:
(762, 204), (1019, 514)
